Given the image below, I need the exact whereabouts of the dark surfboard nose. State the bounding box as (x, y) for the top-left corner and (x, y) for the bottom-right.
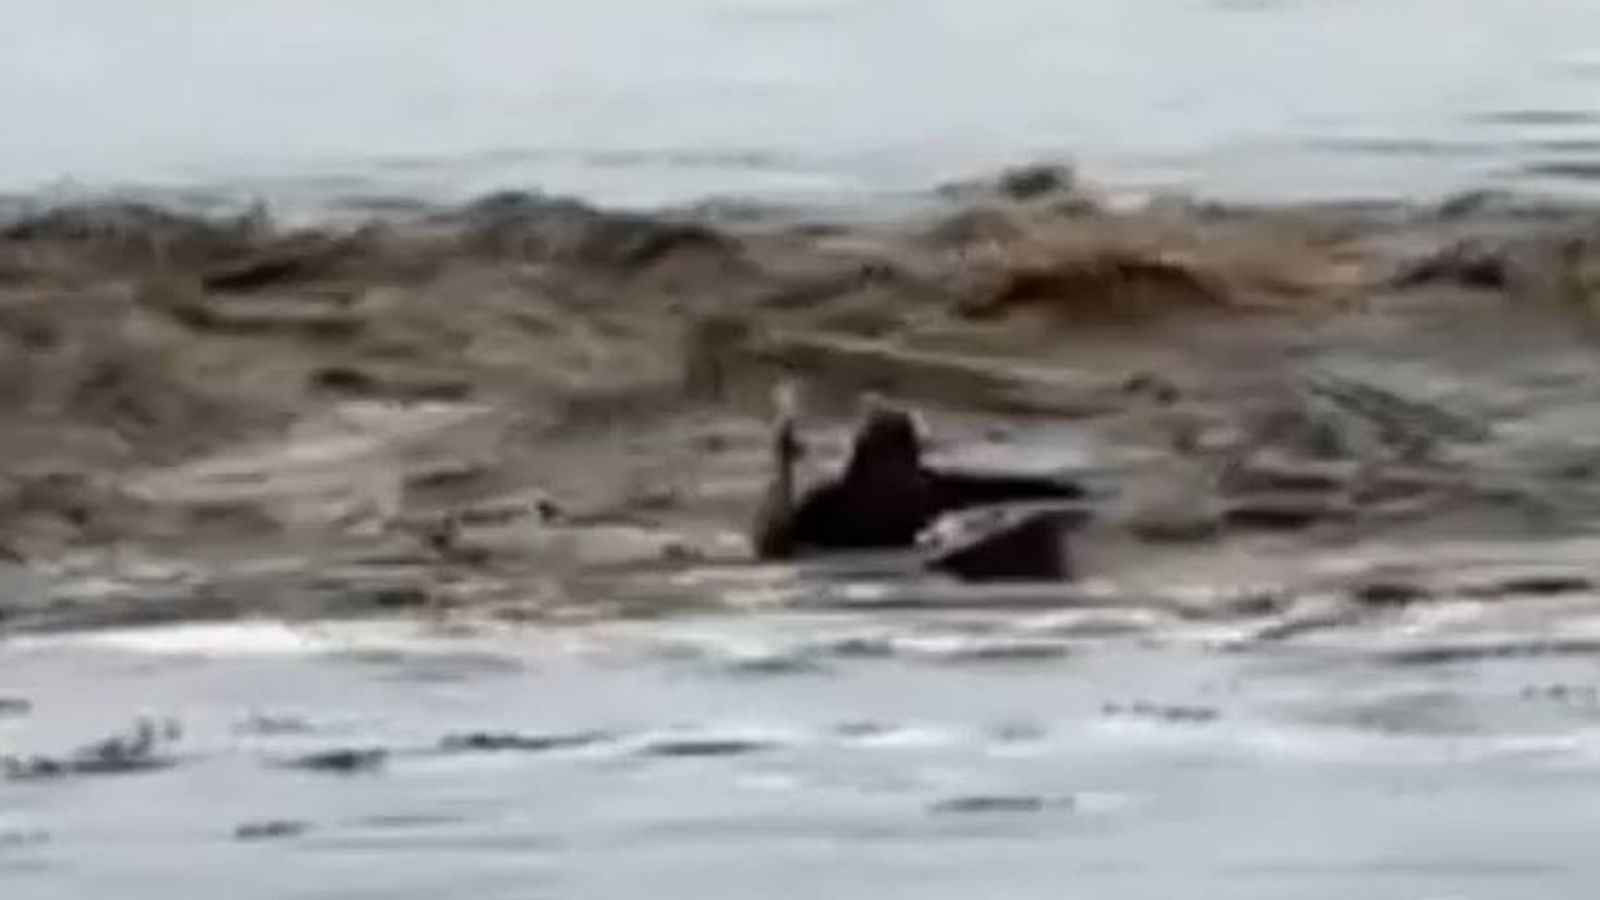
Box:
(921, 503), (1092, 583)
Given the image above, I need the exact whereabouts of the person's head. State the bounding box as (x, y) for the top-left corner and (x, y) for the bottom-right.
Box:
(844, 397), (922, 479)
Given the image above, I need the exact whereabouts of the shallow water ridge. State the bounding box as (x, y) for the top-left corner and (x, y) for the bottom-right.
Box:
(6, 0), (1600, 213)
(7, 617), (1600, 900)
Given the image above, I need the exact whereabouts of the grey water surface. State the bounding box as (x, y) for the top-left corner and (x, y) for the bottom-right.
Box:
(5, 616), (1600, 899)
(5, 0), (1600, 214)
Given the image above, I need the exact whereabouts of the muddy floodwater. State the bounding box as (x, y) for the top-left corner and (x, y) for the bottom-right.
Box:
(5, 614), (1600, 900)
(9, 174), (1600, 896)
(9, 4), (1600, 894)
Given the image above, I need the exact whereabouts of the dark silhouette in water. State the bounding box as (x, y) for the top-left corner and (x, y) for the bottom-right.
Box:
(752, 392), (1087, 570)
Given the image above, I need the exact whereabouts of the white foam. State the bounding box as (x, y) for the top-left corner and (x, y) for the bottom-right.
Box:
(14, 618), (502, 659)
(71, 620), (327, 656)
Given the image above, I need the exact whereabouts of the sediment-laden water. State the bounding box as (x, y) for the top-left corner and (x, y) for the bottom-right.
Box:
(8, 4), (1600, 896)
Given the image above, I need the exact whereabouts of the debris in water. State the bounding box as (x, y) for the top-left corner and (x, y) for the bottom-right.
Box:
(637, 735), (776, 758)
(928, 637), (1073, 663)
(1351, 580), (1431, 607)
(437, 730), (611, 754)
(233, 820), (312, 842)
(720, 651), (831, 677)
(929, 794), (1074, 815)
(2, 717), (181, 781)
(282, 748), (389, 774)
(1462, 574), (1594, 599)
(1382, 639), (1600, 667)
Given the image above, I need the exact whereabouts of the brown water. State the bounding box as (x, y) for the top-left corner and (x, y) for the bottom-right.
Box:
(9, 4), (1600, 896)
(5, 0), (1600, 214)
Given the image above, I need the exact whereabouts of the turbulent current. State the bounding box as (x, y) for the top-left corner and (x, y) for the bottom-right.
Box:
(8, 3), (1600, 898)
